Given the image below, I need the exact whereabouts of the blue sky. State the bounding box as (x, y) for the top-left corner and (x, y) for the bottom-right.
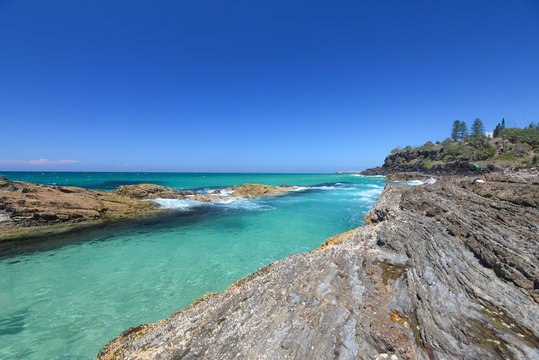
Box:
(1, 0), (538, 172)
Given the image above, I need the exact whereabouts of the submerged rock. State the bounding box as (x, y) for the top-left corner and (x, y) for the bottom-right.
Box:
(98, 175), (538, 360)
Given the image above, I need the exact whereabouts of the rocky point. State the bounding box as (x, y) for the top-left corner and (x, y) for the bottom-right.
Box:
(97, 173), (538, 360)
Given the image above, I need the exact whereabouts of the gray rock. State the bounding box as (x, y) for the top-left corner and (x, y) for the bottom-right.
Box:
(97, 175), (539, 360)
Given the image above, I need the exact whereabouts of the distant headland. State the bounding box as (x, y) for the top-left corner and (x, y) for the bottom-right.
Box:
(357, 119), (538, 176)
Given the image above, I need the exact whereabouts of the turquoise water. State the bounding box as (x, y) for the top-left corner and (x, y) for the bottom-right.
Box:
(0, 172), (385, 359)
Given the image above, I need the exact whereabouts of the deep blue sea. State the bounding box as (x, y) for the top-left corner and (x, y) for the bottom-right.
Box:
(0, 172), (385, 359)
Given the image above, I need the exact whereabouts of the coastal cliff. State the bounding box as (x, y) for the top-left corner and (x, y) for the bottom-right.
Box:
(97, 174), (538, 359)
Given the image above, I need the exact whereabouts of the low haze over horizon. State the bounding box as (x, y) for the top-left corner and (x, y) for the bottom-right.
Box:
(1, 0), (538, 172)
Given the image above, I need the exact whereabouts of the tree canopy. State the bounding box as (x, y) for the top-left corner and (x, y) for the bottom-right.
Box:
(471, 118), (484, 136)
(451, 120), (468, 141)
(493, 118), (506, 137)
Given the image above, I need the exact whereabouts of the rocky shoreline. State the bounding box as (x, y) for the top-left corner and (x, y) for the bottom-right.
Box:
(359, 161), (501, 176)
(97, 173), (538, 359)
(0, 177), (295, 242)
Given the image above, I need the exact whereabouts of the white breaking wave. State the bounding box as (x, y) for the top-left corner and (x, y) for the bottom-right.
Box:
(353, 174), (385, 178)
(309, 184), (357, 191)
(150, 198), (203, 210)
(150, 197), (273, 211)
(151, 181), (387, 211)
(395, 177), (437, 186)
(214, 199), (274, 211)
(356, 188), (384, 200)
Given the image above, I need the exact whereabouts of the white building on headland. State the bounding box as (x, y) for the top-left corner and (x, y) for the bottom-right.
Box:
(485, 131), (493, 139)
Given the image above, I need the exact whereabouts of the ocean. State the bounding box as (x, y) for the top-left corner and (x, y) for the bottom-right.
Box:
(0, 172), (385, 359)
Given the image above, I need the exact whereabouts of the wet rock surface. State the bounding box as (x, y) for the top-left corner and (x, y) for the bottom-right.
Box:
(98, 174), (538, 360)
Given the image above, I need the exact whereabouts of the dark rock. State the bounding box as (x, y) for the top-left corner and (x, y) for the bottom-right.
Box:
(360, 166), (389, 176)
(385, 172), (428, 181)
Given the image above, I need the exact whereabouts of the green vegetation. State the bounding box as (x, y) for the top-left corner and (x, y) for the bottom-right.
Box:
(493, 118), (506, 138)
(496, 152), (516, 161)
(384, 119), (538, 171)
(451, 120), (468, 141)
(471, 118), (484, 136)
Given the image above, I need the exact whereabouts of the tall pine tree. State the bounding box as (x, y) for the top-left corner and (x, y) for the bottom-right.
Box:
(451, 120), (468, 141)
(471, 118), (484, 135)
(457, 121), (468, 140)
(494, 118), (506, 138)
(451, 120), (461, 141)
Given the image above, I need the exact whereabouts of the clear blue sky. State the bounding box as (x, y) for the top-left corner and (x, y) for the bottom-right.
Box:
(1, 0), (538, 172)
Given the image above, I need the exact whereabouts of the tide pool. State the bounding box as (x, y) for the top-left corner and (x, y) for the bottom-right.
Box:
(0, 173), (385, 359)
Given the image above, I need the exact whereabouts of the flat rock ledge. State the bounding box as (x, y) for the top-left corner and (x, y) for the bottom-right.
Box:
(0, 178), (294, 241)
(97, 175), (538, 360)
(113, 183), (295, 203)
(0, 177), (159, 241)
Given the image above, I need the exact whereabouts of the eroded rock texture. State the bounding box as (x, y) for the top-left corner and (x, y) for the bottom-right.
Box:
(0, 179), (296, 241)
(0, 177), (157, 240)
(113, 183), (295, 202)
(97, 175), (538, 359)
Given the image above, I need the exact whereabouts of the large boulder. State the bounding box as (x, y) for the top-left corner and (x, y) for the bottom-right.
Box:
(0, 179), (158, 241)
(113, 184), (187, 200)
(228, 183), (294, 198)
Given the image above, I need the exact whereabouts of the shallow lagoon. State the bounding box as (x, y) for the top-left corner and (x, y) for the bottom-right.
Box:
(0, 173), (385, 359)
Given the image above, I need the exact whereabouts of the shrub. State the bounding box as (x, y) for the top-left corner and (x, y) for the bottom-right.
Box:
(474, 146), (496, 160)
(441, 138), (453, 146)
(393, 156), (406, 166)
(390, 146), (402, 155)
(496, 152), (516, 161)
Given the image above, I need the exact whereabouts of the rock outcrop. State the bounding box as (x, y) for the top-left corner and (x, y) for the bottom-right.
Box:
(0, 179), (297, 241)
(97, 174), (538, 360)
(0, 176), (158, 240)
(361, 161), (500, 176)
(113, 184), (188, 200)
(113, 183), (295, 202)
(228, 183), (294, 198)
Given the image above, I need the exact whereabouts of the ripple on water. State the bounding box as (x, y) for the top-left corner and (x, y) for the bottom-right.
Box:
(0, 173), (386, 359)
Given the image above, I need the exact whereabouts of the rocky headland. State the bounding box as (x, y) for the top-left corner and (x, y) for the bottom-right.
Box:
(0, 177), (295, 241)
(360, 127), (538, 176)
(97, 173), (538, 359)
